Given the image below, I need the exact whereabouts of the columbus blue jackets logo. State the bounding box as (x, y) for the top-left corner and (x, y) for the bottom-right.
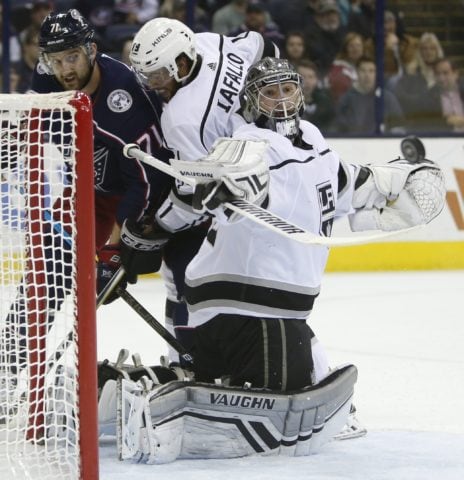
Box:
(107, 89), (133, 113)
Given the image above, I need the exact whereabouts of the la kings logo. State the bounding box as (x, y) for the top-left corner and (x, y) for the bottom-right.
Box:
(317, 181), (335, 236)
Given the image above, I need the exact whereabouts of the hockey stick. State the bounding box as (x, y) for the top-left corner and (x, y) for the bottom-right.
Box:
(123, 144), (419, 247)
(96, 265), (194, 364)
(96, 266), (126, 308)
(114, 286), (194, 366)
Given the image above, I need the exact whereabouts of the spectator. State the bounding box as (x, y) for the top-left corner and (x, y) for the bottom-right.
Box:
(297, 59), (335, 132)
(335, 56), (405, 134)
(327, 31), (365, 102)
(0, 65), (20, 94)
(20, 1), (53, 42)
(0, 4), (22, 66)
(417, 58), (464, 133)
(336, 0), (352, 26)
(74, 1), (115, 35)
(346, 0), (375, 40)
(168, 0), (211, 33)
(229, 2), (285, 51)
(393, 33), (445, 132)
(15, 27), (41, 93)
(415, 32), (445, 88)
(211, 0), (248, 34)
(365, 10), (418, 88)
(113, 0), (160, 25)
(267, 0), (319, 36)
(304, 0), (347, 77)
(283, 30), (309, 67)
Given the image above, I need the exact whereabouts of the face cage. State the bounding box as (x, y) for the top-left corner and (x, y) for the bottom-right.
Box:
(246, 80), (304, 139)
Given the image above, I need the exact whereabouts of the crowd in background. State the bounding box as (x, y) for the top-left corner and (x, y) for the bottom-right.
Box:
(1, 0), (464, 135)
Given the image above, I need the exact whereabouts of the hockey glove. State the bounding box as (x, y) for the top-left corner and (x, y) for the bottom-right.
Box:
(120, 218), (171, 284)
(350, 159), (445, 231)
(97, 244), (126, 305)
(192, 180), (236, 212)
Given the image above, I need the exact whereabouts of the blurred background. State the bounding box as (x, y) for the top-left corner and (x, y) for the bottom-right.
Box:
(1, 0), (463, 270)
(2, 0), (464, 137)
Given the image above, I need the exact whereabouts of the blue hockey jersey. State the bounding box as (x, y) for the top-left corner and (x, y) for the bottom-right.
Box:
(31, 53), (172, 225)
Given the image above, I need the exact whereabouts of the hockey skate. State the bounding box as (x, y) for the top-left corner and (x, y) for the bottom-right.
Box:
(333, 404), (367, 441)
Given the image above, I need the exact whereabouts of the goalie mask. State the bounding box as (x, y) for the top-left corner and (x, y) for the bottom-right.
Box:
(129, 18), (197, 88)
(38, 9), (95, 76)
(241, 57), (305, 141)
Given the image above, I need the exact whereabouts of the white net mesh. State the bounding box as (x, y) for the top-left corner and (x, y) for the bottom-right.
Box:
(0, 92), (95, 479)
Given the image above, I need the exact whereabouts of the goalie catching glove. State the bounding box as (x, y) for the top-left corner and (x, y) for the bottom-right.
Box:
(120, 219), (171, 283)
(349, 158), (446, 232)
(173, 138), (270, 221)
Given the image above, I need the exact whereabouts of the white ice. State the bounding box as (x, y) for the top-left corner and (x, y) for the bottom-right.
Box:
(97, 270), (464, 480)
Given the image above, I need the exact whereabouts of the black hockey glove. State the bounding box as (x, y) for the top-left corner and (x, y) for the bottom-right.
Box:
(119, 218), (171, 284)
(192, 181), (236, 214)
(97, 244), (126, 305)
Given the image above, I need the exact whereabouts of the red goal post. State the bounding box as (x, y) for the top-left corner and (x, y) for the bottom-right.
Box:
(0, 91), (98, 480)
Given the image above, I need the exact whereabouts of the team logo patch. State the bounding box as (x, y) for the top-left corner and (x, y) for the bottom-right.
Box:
(317, 181), (335, 237)
(107, 89), (133, 113)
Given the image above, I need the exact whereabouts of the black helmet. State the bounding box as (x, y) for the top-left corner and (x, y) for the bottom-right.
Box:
(39, 9), (94, 54)
(241, 57), (304, 140)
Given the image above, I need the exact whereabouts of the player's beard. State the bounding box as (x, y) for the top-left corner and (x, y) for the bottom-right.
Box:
(59, 61), (94, 91)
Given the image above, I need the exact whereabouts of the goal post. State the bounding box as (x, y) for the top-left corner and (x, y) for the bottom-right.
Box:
(0, 91), (98, 480)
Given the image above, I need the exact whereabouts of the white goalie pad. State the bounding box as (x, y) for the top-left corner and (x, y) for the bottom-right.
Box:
(350, 160), (446, 232)
(118, 364), (357, 464)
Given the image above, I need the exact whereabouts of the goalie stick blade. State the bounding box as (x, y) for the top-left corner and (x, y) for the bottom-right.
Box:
(124, 144), (422, 247)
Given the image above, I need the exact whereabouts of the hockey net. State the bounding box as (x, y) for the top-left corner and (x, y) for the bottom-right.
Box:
(0, 92), (98, 479)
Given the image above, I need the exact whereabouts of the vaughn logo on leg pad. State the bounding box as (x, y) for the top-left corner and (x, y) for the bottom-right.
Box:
(210, 393), (275, 410)
(117, 364), (358, 463)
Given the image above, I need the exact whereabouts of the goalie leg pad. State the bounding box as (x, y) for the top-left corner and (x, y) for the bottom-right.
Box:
(119, 365), (357, 463)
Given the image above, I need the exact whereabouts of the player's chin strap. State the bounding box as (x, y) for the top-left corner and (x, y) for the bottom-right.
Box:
(123, 143), (422, 247)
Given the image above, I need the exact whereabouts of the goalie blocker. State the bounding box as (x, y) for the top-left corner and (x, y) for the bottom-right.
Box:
(117, 364), (357, 464)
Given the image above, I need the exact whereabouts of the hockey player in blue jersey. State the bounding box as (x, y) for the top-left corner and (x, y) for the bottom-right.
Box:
(32, 9), (172, 254)
(0, 10), (172, 407)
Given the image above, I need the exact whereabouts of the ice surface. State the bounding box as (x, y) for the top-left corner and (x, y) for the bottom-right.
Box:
(97, 271), (464, 480)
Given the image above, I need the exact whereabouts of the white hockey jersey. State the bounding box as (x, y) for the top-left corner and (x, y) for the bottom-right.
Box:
(162, 31), (267, 162)
(183, 120), (357, 328)
(156, 31), (269, 231)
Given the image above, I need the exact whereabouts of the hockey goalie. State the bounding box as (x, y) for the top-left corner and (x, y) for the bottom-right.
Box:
(104, 58), (446, 464)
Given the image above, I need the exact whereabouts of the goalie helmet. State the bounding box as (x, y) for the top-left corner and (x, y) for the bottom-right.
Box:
(129, 17), (197, 85)
(241, 57), (304, 141)
(39, 9), (94, 54)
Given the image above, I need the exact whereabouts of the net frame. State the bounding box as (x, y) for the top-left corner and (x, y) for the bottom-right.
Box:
(0, 91), (98, 480)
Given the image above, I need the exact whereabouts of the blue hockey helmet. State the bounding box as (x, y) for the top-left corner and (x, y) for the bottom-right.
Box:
(39, 9), (94, 54)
